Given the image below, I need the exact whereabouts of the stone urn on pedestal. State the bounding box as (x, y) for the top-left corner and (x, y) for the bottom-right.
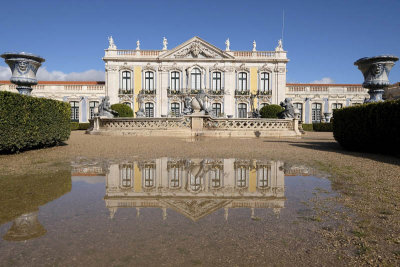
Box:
(1, 52), (45, 96)
(354, 55), (398, 102)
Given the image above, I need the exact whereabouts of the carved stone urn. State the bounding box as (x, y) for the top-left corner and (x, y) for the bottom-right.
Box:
(1, 52), (45, 95)
(354, 55), (398, 102)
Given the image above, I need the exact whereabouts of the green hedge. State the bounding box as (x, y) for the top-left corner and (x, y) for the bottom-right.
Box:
(0, 91), (71, 153)
(333, 100), (400, 153)
(302, 124), (314, 131)
(260, 105), (284, 118)
(313, 122), (333, 132)
(111, 103), (133, 117)
(70, 122), (90, 131)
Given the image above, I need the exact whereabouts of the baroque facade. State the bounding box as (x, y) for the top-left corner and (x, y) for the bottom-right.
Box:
(0, 36), (372, 123)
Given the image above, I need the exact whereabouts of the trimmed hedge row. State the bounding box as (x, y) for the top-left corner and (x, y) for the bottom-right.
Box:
(0, 91), (71, 153)
(70, 122), (90, 131)
(313, 122), (333, 132)
(301, 124), (314, 131)
(333, 100), (400, 153)
(111, 103), (133, 117)
(260, 105), (284, 118)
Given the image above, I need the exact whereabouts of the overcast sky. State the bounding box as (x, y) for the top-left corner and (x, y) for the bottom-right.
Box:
(1, 0), (399, 83)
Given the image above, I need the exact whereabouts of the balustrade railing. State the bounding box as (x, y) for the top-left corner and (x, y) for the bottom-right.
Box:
(119, 89), (134, 95)
(204, 118), (294, 131)
(100, 117), (191, 130)
(167, 88), (183, 95)
(257, 90), (272, 96)
(140, 89), (156, 95)
(235, 89), (250, 96)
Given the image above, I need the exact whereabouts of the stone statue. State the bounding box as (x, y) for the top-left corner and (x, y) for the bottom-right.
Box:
(136, 40), (140, 50)
(97, 96), (118, 118)
(162, 37), (168, 50)
(278, 98), (296, 119)
(252, 40), (256, 52)
(250, 93), (260, 118)
(192, 89), (211, 114)
(183, 96), (193, 115)
(225, 38), (230, 51)
(275, 39), (283, 52)
(135, 95), (145, 117)
(108, 36), (116, 49)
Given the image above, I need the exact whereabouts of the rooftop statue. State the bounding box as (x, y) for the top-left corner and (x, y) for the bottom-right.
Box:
(136, 40), (140, 50)
(97, 96), (118, 118)
(225, 38), (230, 51)
(275, 39), (283, 52)
(278, 98), (297, 119)
(108, 36), (116, 50)
(162, 37), (168, 50)
(252, 40), (257, 52)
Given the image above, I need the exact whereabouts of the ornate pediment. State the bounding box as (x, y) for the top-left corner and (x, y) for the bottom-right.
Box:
(159, 37), (234, 60)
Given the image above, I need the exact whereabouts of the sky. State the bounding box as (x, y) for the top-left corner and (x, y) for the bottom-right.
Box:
(0, 0), (399, 84)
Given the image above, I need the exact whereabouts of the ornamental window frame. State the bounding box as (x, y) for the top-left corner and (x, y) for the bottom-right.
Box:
(89, 101), (99, 119)
(238, 103), (248, 118)
(293, 102), (303, 121)
(170, 102), (180, 117)
(212, 102), (222, 117)
(260, 72), (270, 92)
(144, 71), (155, 90)
(70, 101), (79, 122)
(212, 71), (222, 91)
(238, 72), (248, 91)
(121, 70), (132, 91)
(145, 102), (154, 118)
(170, 71), (180, 91)
(191, 68), (202, 90)
(312, 103), (322, 123)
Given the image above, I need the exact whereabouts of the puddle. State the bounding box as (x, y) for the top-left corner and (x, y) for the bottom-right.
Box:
(0, 158), (348, 266)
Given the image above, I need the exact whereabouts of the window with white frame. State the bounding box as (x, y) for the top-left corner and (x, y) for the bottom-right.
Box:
(257, 166), (269, 188)
(212, 72), (222, 91)
(145, 102), (154, 118)
(145, 71), (154, 90)
(191, 68), (201, 90)
(143, 165), (155, 188)
(120, 164), (133, 188)
(293, 103), (303, 121)
(260, 72), (270, 91)
(238, 72), (248, 91)
(312, 103), (322, 123)
(236, 167), (247, 188)
(171, 102), (180, 117)
(169, 167), (181, 188)
(238, 103), (247, 118)
(121, 71), (131, 90)
(171, 71), (180, 91)
(212, 103), (222, 117)
(332, 103), (343, 110)
(210, 169), (222, 188)
(89, 101), (99, 119)
(70, 101), (79, 122)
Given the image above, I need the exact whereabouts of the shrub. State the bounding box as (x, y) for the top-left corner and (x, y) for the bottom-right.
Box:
(333, 100), (400, 154)
(78, 123), (90, 130)
(111, 103), (133, 117)
(313, 122), (333, 132)
(0, 91), (71, 153)
(302, 123), (313, 131)
(260, 105), (284, 118)
(70, 122), (79, 130)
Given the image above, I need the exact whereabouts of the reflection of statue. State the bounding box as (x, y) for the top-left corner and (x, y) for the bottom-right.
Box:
(162, 37), (168, 50)
(135, 95), (145, 117)
(136, 40), (140, 50)
(3, 211), (46, 241)
(108, 36), (116, 49)
(278, 98), (296, 119)
(183, 96), (193, 115)
(225, 38), (230, 51)
(252, 40), (256, 52)
(97, 96), (118, 118)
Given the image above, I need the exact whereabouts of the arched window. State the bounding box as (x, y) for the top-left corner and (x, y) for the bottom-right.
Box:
(171, 71), (180, 91)
(171, 102), (180, 117)
(89, 101), (99, 119)
(121, 71), (131, 91)
(312, 103), (322, 123)
(212, 103), (222, 117)
(191, 68), (201, 90)
(238, 103), (247, 118)
(70, 101), (79, 122)
(260, 72), (270, 92)
(145, 71), (154, 90)
(145, 102), (154, 118)
(293, 103), (303, 121)
(238, 72), (247, 91)
(212, 72), (222, 91)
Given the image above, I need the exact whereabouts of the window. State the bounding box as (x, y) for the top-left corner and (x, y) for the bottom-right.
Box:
(190, 173), (201, 191)
(257, 167), (269, 188)
(212, 103), (222, 117)
(293, 103), (303, 121)
(120, 164), (133, 188)
(171, 71), (180, 91)
(89, 101), (99, 119)
(238, 72), (247, 91)
(210, 169), (221, 188)
(238, 103), (247, 118)
(332, 103), (343, 110)
(260, 72), (270, 91)
(70, 101), (79, 122)
(191, 68), (201, 90)
(144, 166), (155, 188)
(171, 103), (180, 117)
(145, 71), (154, 90)
(236, 167), (247, 188)
(121, 71), (131, 90)
(145, 102), (154, 118)
(212, 72), (222, 91)
(312, 103), (322, 123)
(169, 167), (180, 188)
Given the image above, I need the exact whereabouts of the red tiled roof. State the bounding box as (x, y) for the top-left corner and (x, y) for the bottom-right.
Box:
(0, 80), (105, 85)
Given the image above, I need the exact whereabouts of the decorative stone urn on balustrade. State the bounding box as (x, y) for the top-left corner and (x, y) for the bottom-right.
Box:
(1, 52), (45, 95)
(354, 55), (398, 102)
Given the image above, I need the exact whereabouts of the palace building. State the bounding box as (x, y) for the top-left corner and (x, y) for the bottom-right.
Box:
(0, 36), (370, 123)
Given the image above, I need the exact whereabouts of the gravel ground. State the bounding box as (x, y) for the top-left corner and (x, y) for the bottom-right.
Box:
(0, 131), (399, 265)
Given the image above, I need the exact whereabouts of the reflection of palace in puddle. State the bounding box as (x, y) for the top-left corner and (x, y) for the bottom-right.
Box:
(105, 158), (285, 221)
